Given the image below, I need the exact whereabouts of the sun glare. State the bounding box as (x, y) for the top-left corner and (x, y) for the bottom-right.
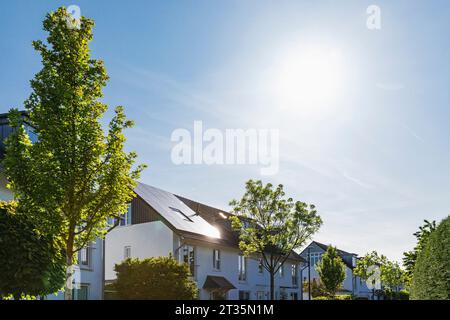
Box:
(271, 44), (346, 113)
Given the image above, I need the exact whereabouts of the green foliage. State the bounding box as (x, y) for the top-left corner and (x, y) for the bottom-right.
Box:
(355, 250), (407, 297)
(380, 260), (404, 292)
(385, 289), (410, 300)
(411, 216), (450, 300)
(316, 246), (346, 297)
(403, 220), (437, 287)
(3, 7), (145, 299)
(303, 279), (327, 298)
(113, 256), (198, 300)
(229, 180), (322, 299)
(313, 294), (351, 300)
(354, 251), (386, 282)
(398, 289), (410, 300)
(0, 201), (66, 299)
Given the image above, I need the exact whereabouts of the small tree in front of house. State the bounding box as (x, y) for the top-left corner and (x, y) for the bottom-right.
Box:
(229, 180), (322, 300)
(113, 256), (198, 300)
(381, 260), (404, 297)
(354, 251), (386, 300)
(3, 7), (145, 299)
(316, 246), (346, 298)
(0, 201), (66, 299)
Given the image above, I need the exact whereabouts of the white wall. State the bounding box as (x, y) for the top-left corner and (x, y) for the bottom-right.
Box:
(192, 243), (301, 300)
(105, 221), (175, 280)
(300, 242), (372, 298)
(46, 238), (104, 300)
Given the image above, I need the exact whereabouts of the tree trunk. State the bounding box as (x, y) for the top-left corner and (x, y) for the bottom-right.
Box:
(65, 254), (74, 300)
(65, 233), (75, 300)
(270, 272), (275, 300)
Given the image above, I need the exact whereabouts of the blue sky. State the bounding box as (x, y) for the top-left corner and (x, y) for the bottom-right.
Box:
(1, 1), (449, 262)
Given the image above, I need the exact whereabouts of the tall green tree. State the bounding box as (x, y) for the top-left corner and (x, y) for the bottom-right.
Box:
(3, 7), (145, 299)
(381, 260), (404, 295)
(411, 216), (450, 300)
(0, 201), (66, 299)
(113, 257), (198, 300)
(354, 251), (386, 300)
(316, 246), (346, 297)
(229, 180), (322, 300)
(402, 220), (436, 287)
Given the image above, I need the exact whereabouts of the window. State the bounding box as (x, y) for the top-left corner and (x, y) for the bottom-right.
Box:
(290, 292), (298, 300)
(118, 204), (132, 226)
(309, 252), (322, 266)
(124, 246), (131, 259)
(24, 124), (38, 143)
(213, 249), (221, 270)
(182, 245), (195, 276)
(169, 206), (193, 222)
(279, 262), (284, 277)
(258, 258), (264, 274)
(256, 291), (265, 300)
(291, 264), (298, 286)
(239, 291), (250, 300)
(238, 255), (247, 281)
(73, 284), (89, 300)
(352, 256), (357, 268)
(79, 247), (90, 267)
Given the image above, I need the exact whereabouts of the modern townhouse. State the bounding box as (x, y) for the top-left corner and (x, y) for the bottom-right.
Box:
(0, 112), (104, 300)
(105, 182), (305, 300)
(299, 241), (372, 299)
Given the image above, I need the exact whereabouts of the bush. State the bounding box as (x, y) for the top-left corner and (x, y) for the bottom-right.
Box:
(411, 216), (450, 300)
(335, 294), (352, 300)
(353, 296), (369, 300)
(313, 294), (351, 300)
(398, 289), (410, 300)
(113, 256), (198, 300)
(0, 201), (66, 299)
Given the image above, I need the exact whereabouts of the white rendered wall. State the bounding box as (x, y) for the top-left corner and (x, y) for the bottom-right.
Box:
(105, 221), (175, 280)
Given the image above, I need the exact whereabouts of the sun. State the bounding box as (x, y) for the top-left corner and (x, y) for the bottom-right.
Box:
(270, 44), (346, 113)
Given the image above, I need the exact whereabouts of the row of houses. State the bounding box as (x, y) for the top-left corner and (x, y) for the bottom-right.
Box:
(0, 112), (372, 300)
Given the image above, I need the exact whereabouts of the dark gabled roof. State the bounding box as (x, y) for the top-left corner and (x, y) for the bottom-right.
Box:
(202, 275), (236, 291)
(312, 241), (356, 257)
(0, 111), (30, 125)
(134, 183), (304, 262)
(176, 194), (305, 263)
(300, 241), (357, 269)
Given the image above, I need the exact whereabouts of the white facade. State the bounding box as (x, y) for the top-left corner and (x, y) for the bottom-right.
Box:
(105, 219), (302, 300)
(105, 221), (175, 280)
(104, 183), (304, 300)
(300, 241), (372, 299)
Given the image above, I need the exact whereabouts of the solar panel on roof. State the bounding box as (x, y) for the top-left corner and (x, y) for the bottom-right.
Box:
(135, 182), (221, 239)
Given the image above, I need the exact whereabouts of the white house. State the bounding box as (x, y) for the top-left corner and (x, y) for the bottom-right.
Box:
(299, 241), (373, 299)
(105, 182), (305, 300)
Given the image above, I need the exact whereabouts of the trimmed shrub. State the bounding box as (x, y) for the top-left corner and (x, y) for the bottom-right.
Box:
(113, 256), (198, 300)
(411, 216), (450, 300)
(335, 294), (352, 300)
(398, 289), (410, 300)
(313, 294), (351, 300)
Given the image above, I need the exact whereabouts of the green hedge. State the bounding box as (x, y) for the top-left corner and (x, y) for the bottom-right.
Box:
(411, 216), (450, 300)
(313, 294), (352, 300)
